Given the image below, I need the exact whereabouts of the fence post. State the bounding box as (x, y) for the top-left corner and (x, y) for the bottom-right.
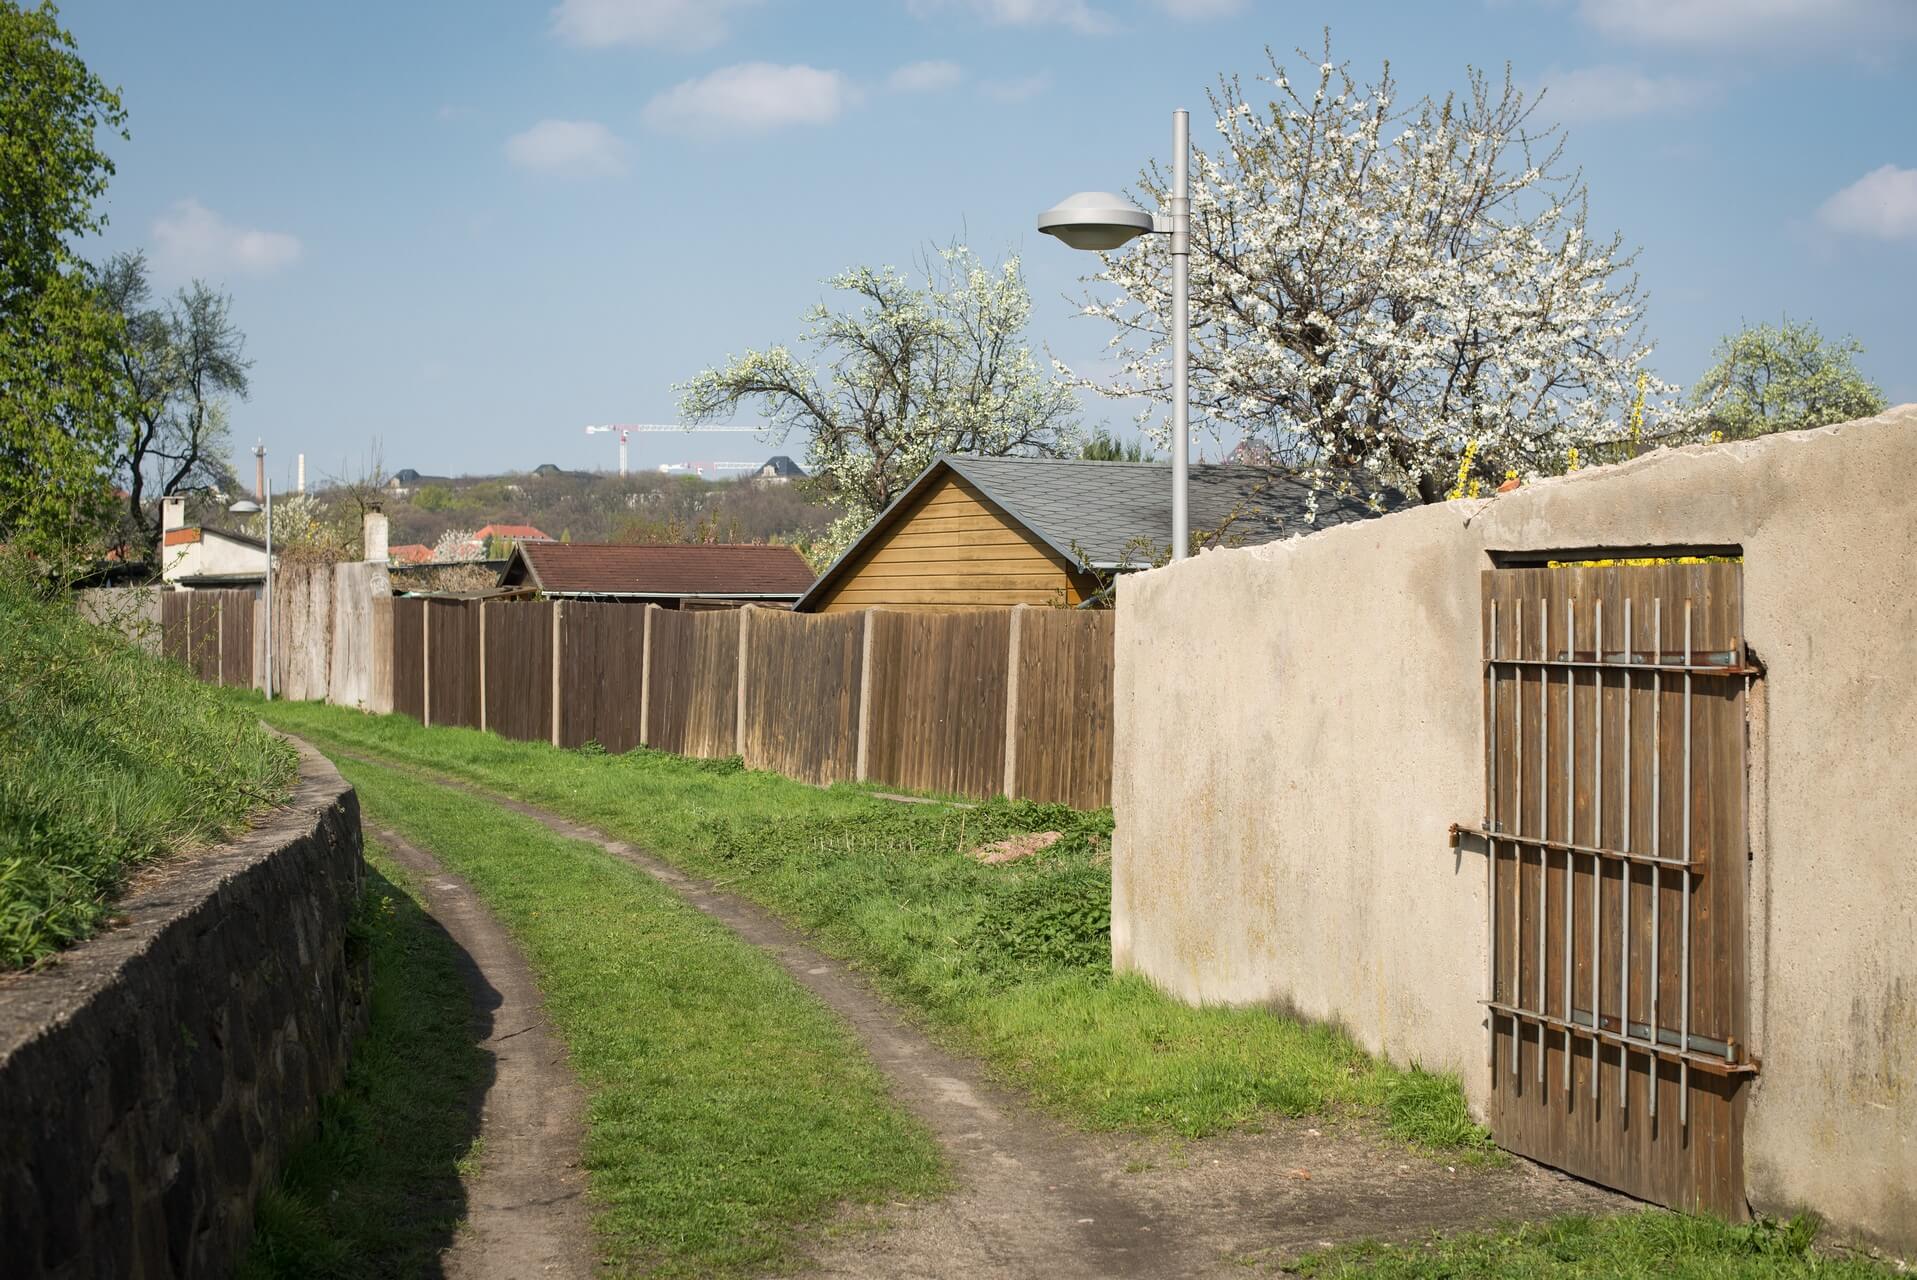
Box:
(551, 601), (564, 748)
(639, 603), (656, 747)
(855, 609), (876, 782)
(1003, 604), (1025, 799)
(422, 600), (433, 726)
(215, 594), (226, 687)
(478, 602), (489, 733)
(736, 606), (752, 759)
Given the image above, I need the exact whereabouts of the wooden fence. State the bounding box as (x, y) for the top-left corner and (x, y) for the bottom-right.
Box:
(159, 590), (256, 688)
(388, 600), (1117, 809)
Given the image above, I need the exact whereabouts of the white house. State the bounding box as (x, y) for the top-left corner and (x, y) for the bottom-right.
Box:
(159, 495), (271, 589)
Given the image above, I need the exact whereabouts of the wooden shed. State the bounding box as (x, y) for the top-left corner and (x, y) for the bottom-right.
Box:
(795, 454), (1392, 613)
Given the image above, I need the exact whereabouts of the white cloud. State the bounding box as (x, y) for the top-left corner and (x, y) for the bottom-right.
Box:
(642, 63), (856, 136)
(888, 59), (964, 92)
(979, 73), (1051, 103)
(1536, 65), (1712, 121)
(151, 200), (301, 279)
(1817, 165), (1917, 241)
(549, 0), (760, 49)
(909, 0), (1110, 35)
(504, 119), (629, 178)
(1150, 0), (1244, 17)
(1577, 0), (1915, 49)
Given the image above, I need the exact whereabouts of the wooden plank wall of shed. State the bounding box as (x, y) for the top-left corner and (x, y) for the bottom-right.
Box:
(482, 601), (553, 743)
(864, 609), (1010, 796)
(1014, 608), (1116, 809)
(646, 607), (740, 758)
(811, 473), (1096, 613)
(742, 608), (864, 785)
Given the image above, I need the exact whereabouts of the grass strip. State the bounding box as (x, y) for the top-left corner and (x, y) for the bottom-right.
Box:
(1286, 1210), (1892, 1278)
(0, 567), (296, 968)
(253, 697), (1488, 1153)
(241, 841), (486, 1279)
(320, 752), (944, 1276)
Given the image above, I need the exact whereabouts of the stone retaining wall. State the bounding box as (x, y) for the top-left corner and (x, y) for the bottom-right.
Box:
(0, 741), (367, 1278)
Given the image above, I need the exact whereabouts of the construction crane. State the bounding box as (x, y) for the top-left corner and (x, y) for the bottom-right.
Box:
(584, 423), (760, 478)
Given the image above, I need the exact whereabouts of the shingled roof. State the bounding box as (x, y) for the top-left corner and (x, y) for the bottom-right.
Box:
(498, 541), (816, 600)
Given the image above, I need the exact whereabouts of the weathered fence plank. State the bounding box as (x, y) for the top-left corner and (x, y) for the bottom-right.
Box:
(646, 608), (741, 758)
(742, 607), (864, 785)
(482, 601), (554, 743)
(864, 609), (1010, 797)
(391, 598), (425, 721)
(1013, 608), (1115, 809)
(554, 602), (647, 752)
(424, 599), (480, 728)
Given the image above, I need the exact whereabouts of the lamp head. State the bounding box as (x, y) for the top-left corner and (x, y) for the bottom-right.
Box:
(228, 499), (261, 515)
(1037, 191), (1154, 251)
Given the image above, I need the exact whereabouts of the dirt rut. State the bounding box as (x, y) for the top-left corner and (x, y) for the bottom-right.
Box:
(371, 825), (594, 1280)
(421, 782), (1628, 1278)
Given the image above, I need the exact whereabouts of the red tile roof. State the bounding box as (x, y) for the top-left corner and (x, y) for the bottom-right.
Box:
(388, 543), (434, 564)
(475, 523), (551, 542)
(508, 542), (816, 598)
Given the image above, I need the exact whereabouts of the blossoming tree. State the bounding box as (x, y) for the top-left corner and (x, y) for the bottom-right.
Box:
(1078, 39), (1690, 504)
(677, 245), (1080, 558)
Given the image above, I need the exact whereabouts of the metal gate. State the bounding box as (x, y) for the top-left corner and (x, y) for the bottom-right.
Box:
(1455, 562), (1758, 1216)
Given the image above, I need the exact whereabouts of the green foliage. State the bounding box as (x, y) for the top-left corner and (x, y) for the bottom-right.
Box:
(0, 563), (297, 968)
(1692, 319), (1888, 440)
(240, 857), (485, 1279)
(1078, 430), (1153, 462)
(0, 2), (128, 565)
(253, 698), (1491, 1152)
(1290, 1211), (1887, 1278)
(328, 756), (945, 1277)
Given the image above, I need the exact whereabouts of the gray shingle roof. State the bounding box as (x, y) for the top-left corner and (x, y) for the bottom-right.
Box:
(942, 455), (1393, 568)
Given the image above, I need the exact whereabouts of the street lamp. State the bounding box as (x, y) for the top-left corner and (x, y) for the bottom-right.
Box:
(1038, 108), (1191, 560)
(229, 485), (273, 701)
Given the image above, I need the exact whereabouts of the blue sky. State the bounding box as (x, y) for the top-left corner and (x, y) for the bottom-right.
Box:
(63, 0), (1917, 488)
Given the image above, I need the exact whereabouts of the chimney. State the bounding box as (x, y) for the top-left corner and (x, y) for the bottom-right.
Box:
(362, 507), (389, 564)
(161, 495), (186, 535)
(253, 440), (266, 502)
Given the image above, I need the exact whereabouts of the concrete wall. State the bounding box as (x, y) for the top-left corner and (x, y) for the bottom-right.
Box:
(327, 561), (393, 711)
(0, 742), (367, 1279)
(74, 587), (162, 654)
(1112, 405), (1917, 1253)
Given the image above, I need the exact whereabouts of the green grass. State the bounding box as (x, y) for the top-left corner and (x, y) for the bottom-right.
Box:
(240, 840), (487, 1279)
(0, 567), (297, 969)
(317, 752), (945, 1276)
(1286, 1211), (1891, 1278)
(252, 696), (1489, 1153)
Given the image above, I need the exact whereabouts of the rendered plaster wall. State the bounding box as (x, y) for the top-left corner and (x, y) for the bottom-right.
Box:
(1111, 405), (1917, 1252)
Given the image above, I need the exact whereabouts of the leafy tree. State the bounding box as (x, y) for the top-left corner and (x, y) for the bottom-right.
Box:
(1691, 319), (1887, 440)
(677, 244), (1080, 557)
(1078, 430), (1152, 462)
(0, 1), (128, 565)
(100, 252), (250, 549)
(1077, 36), (1687, 505)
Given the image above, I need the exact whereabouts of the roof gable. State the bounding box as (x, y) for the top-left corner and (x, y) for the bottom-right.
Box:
(502, 541), (816, 598)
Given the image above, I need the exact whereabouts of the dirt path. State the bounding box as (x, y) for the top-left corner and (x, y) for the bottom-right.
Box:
(369, 771), (1628, 1279)
(370, 824), (594, 1280)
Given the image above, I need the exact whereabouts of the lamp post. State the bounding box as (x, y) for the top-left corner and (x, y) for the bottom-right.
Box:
(1038, 108), (1191, 561)
(229, 483), (274, 700)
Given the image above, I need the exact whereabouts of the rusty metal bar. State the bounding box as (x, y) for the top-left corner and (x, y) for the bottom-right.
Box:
(1650, 598), (1662, 1120)
(1537, 597), (1548, 1085)
(1620, 596), (1633, 1112)
(1482, 655), (1756, 678)
(1486, 1001), (1757, 1076)
(1564, 596), (1575, 1092)
(1513, 605), (1524, 1078)
(1681, 601), (1694, 1125)
(1592, 597), (1603, 1100)
(1447, 826), (1698, 871)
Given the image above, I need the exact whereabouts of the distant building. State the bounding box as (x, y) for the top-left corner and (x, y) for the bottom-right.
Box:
(497, 541), (816, 609)
(157, 496), (269, 589)
(752, 455), (806, 484)
(388, 543), (435, 565)
(384, 468), (453, 498)
(473, 523), (552, 546)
